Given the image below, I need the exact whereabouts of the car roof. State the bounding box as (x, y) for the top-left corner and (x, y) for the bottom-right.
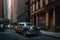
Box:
(18, 22), (30, 24)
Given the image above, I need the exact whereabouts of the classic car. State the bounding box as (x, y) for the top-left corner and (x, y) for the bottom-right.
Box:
(14, 22), (41, 36)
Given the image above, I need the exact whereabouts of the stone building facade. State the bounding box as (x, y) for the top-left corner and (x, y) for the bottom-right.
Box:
(30, 0), (60, 32)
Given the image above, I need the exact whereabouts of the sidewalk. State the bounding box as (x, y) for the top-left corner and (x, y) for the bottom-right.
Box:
(40, 30), (60, 39)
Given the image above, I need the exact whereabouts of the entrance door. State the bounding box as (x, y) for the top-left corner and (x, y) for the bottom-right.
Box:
(38, 12), (46, 29)
(55, 5), (60, 32)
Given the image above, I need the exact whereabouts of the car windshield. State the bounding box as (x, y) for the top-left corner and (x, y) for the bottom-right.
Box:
(18, 24), (25, 28)
(18, 24), (24, 26)
(26, 24), (32, 26)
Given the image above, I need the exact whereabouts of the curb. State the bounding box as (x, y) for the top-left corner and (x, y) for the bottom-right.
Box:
(41, 33), (60, 39)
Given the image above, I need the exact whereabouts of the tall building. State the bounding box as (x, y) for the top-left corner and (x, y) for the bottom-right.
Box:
(3, 0), (12, 22)
(3, 0), (29, 23)
(11, 0), (17, 23)
(25, 0), (30, 22)
(0, 0), (3, 18)
(17, 0), (30, 22)
(3, 0), (18, 23)
(30, 0), (60, 32)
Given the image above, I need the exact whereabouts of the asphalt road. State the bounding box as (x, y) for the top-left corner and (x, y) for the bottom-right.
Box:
(0, 29), (60, 40)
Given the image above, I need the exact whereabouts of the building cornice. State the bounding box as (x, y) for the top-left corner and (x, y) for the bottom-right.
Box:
(30, 0), (60, 16)
(31, 8), (45, 16)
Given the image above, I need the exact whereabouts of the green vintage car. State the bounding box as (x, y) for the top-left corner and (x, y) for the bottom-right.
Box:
(14, 22), (41, 36)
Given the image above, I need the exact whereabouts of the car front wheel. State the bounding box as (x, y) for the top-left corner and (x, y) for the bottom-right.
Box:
(23, 31), (26, 36)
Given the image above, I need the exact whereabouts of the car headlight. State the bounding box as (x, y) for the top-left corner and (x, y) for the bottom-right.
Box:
(29, 27), (33, 30)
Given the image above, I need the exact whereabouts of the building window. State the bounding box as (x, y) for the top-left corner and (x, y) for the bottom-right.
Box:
(30, 0), (33, 13)
(56, 6), (60, 26)
(34, 0), (36, 11)
(38, 13), (46, 27)
(48, 0), (55, 4)
(45, 0), (48, 5)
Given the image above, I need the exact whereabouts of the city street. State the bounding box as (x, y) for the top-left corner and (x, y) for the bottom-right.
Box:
(0, 29), (60, 40)
(0, 0), (60, 40)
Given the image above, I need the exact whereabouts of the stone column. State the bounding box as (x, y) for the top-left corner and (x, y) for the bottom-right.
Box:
(52, 7), (55, 31)
(46, 10), (49, 29)
(30, 16), (32, 24)
(45, 0), (48, 5)
(30, 16), (34, 25)
(32, 16), (34, 25)
(40, 0), (43, 8)
(49, 8), (55, 31)
(36, 0), (38, 10)
(36, 15), (38, 26)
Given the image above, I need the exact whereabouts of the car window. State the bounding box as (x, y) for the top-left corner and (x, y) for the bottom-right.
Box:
(18, 24), (24, 28)
(26, 24), (32, 26)
(19, 24), (24, 26)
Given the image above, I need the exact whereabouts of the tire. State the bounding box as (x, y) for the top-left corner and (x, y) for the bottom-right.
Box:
(23, 31), (26, 36)
(23, 32), (26, 36)
(37, 31), (41, 36)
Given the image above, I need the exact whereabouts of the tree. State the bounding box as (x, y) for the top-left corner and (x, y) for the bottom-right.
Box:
(4, 18), (10, 25)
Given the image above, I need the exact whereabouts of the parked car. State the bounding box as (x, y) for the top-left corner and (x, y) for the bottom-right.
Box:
(0, 24), (5, 31)
(0, 18), (5, 31)
(14, 22), (41, 36)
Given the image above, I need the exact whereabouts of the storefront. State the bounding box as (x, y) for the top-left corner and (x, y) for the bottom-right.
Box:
(38, 12), (46, 29)
(30, 0), (60, 32)
(55, 5), (60, 32)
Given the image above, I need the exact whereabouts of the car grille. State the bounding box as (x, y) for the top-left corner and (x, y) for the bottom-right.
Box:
(29, 30), (38, 33)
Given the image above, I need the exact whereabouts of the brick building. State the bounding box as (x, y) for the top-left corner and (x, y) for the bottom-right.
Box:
(30, 0), (60, 32)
